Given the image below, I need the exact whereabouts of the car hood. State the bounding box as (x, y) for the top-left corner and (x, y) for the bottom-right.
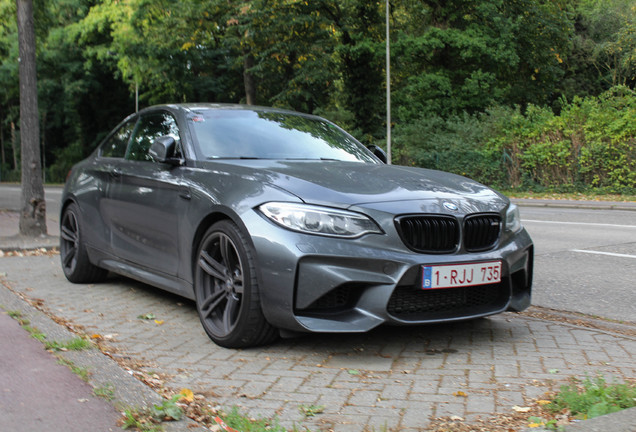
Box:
(201, 160), (508, 214)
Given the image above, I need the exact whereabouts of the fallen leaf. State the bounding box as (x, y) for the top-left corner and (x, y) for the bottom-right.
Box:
(347, 369), (360, 375)
(512, 405), (531, 412)
(548, 369), (559, 374)
(450, 415), (464, 421)
(91, 334), (102, 339)
(137, 313), (155, 320)
(537, 400), (552, 405)
(154, 320), (164, 325)
(179, 388), (194, 403)
(528, 423), (542, 428)
(453, 391), (467, 397)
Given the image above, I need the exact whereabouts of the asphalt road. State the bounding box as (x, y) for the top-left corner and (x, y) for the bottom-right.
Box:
(0, 184), (62, 220)
(1, 185), (633, 322)
(520, 206), (636, 323)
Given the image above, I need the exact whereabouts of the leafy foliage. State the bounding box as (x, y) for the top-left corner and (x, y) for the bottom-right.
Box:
(392, 86), (635, 192)
(121, 394), (183, 431)
(45, 336), (92, 351)
(0, 0), (634, 189)
(220, 406), (286, 432)
(548, 375), (636, 420)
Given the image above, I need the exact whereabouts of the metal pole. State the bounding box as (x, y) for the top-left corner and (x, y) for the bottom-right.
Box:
(135, 81), (139, 113)
(386, 0), (391, 164)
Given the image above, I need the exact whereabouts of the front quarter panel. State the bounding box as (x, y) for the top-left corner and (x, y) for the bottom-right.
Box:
(176, 163), (303, 290)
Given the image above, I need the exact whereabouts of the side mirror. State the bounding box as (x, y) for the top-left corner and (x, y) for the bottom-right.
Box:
(149, 136), (180, 165)
(367, 145), (388, 164)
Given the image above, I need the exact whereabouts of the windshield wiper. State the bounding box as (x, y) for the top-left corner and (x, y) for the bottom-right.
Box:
(282, 157), (342, 161)
(206, 156), (263, 160)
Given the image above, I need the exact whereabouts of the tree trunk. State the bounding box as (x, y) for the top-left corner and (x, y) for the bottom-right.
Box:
(16, 0), (46, 236)
(243, 53), (256, 105)
(1, 118), (5, 169)
(11, 121), (18, 170)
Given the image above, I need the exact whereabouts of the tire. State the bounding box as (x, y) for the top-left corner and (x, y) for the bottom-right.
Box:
(60, 203), (108, 283)
(194, 220), (278, 348)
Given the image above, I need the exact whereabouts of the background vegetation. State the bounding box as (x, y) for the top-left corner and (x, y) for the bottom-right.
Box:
(0, 0), (634, 192)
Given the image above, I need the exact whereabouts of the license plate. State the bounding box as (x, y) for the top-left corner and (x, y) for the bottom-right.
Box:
(422, 261), (502, 289)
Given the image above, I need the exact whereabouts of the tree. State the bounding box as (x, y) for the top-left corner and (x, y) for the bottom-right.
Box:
(16, 0), (45, 236)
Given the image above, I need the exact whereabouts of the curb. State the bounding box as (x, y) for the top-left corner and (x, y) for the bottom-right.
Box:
(512, 199), (636, 211)
(0, 280), (199, 432)
(0, 234), (59, 252)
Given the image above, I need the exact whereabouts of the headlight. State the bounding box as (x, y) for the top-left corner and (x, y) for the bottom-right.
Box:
(505, 203), (522, 232)
(258, 202), (383, 238)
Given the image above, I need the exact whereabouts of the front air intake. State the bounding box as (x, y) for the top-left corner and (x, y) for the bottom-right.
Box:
(395, 215), (459, 253)
(464, 214), (501, 252)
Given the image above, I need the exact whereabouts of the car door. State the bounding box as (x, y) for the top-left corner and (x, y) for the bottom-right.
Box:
(82, 117), (137, 256)
(107, 110), (184, 276)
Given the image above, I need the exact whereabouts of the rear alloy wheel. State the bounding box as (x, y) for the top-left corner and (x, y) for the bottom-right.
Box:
(194, 220), (277, 348)
(60, 203), (107, 283)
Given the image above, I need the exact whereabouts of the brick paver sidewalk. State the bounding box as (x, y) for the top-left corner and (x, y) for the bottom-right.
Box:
(1, 255), (634, 431)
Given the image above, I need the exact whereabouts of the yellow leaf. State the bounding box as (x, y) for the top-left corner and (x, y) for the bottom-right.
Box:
(528, 423), (542, 428)
(453, 391), (467, 397)
(179, 388), (194, 402)
(154, 320), (164, 325)
(90, 334), (102, 339)
(537, 400), (552, 405)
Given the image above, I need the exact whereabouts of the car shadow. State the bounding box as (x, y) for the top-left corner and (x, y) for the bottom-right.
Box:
(104, 274), (524, 362)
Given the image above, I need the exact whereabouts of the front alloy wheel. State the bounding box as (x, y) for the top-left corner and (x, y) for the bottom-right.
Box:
(194, 220), (277, 348)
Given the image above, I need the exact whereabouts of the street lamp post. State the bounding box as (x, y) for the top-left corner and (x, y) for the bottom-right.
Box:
(386, 0), (391, 164)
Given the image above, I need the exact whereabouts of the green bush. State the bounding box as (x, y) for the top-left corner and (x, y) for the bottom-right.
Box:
(391, 112), (503, 186)
(388, 86), (635, 194)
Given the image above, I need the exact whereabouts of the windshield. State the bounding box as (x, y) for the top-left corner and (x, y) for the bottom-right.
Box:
(187, 109), (378, 163)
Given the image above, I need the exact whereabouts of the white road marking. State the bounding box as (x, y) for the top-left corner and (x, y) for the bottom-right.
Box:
(571, 249), (636, 259)
(523, 219), (636, 229)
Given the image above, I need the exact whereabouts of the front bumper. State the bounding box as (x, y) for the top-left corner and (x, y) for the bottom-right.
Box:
(246, 210), (534, 334)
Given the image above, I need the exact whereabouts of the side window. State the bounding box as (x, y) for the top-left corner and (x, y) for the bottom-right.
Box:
(126, 112), (181, 162)
(100, 119), (136, 158)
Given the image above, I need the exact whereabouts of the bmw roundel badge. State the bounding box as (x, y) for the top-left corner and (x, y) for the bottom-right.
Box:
(443, 202), (458, 211)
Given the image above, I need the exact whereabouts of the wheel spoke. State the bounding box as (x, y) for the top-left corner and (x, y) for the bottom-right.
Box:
(219, 235), (237, 271)
(200, 289), (225, 319)
(199, 250), (226, 280)
(222, 296), (239, 333)
(63, 247), (76, 267)
(61, 225), (77, 243)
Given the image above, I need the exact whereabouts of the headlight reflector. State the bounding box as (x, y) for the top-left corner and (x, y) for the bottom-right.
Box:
(258, 202), (382, 238)
(505, 203), (522, 232)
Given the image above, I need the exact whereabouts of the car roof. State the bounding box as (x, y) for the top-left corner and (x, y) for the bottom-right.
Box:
(137, 103), (314, 119)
